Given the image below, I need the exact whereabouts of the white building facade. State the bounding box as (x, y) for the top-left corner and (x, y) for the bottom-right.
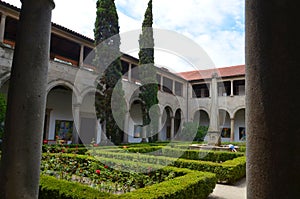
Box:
(0, 2), (245, 144)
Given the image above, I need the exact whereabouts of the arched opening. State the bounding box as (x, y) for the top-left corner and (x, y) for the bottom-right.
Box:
(79, 92), (97, 145)
(219, 109), (231, 140)
(45, 85), (73, 144)
(194, 110), (210, 128)
(161, 106), (173, 140)
(234, 108), (246, 141)
(129, 100), (143, 142)
(174, 109), (182, 136)
(193, 110), (209, 141)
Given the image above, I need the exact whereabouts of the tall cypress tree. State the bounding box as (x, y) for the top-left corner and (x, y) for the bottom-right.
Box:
(138, 0), (159, 142)
(94, 0), (126, 144)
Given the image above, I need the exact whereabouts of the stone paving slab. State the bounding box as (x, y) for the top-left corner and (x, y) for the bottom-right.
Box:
(207, 177), (246, 199)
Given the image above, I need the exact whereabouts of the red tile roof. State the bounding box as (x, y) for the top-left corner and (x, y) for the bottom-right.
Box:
(178, 65), (245, 81)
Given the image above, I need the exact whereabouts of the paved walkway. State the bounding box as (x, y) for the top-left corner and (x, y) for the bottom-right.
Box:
(207, 177), (246, 199)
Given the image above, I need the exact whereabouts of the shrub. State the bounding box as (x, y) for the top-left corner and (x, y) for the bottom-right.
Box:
(194, 126), (208, 141)
(39, 175), (112, 199)
(161, 147), (244, 162)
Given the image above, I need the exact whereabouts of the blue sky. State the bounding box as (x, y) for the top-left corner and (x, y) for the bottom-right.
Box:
(6, 0), (245, 72)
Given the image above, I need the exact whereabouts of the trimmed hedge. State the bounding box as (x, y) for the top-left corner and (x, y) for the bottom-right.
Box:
(42, 145), (87, 154)
(39, 175), (112, 199)
(91, 150), (246, 184)
(161, 147), (244, 162)
(172, 156), (246, 184)
(40, 153), (216, 199)
(118, 169), (216, 199)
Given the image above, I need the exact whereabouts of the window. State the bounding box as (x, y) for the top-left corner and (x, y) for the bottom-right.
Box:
(163, 77), (173, 94)
(233, 80), (246, 96)
(175, 82), (183, 96)
(192, 84), (210, 98)
(121, 60), (129, 77)
(218, 81), (231, 96)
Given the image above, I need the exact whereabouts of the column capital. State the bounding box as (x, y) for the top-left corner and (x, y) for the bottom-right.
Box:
(1, 13), (7, 19)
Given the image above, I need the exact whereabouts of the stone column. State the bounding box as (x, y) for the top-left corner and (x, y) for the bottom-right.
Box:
(123, 111), (129, 143)
(128, 63), (132, 82)
(172, 80), (175, 94)
(0, 13), (6, 43)
(209, 82), (212, 98)
(207, 73), (221, 146)
(170, 116), (175, 139)
(96, 119), (101, 144)
(157, 113), (162, 141)
(0, 1), (55, 198)
(72, 104), (80, 144)
(246, 1), (300, 198)
(79, 44), (84, 67)
(230, 118), (234, 141)
(141, 126), (147, 142)
(160, 75), (163, 91)
(230, 80), (234, 97)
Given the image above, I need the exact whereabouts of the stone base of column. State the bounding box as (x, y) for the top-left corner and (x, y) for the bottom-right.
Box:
(207, 131), (221, 146)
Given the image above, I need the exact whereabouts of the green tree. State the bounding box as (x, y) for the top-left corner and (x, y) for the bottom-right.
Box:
(0, 93), (6, 139)
(194, 126), (208, 141)
(138, 0), (159, 142)
(179, 122), (198, 141)
(94, 0), (126, 144)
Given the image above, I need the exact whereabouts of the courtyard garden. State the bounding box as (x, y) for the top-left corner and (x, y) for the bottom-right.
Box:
(37, 141), (246, 198)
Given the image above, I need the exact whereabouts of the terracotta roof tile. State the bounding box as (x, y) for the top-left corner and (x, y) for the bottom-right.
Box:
(178, 65), (245, 81)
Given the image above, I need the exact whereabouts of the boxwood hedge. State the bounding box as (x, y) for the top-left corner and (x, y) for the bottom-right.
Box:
(40, 153), (216, 199)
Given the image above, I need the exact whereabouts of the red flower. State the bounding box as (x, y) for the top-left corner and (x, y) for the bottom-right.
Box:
(104, 165), (108, 169)
(93, 144), (99, 147)
(43, 140), (48, 144)
(95, 169), (101, 175)
(123, 145), (128, 149)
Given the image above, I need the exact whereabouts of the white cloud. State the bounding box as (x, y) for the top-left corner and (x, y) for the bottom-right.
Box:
(5, 0), (245, 69)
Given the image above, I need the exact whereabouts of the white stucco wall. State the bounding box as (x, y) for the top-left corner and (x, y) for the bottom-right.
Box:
(46, 88), (73, 140)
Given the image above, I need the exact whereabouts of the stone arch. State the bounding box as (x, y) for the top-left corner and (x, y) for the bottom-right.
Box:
(193, 109), (210, 128)
(219, 109), (231, 139)
(233, 106), (246, 118)
(192, 107), (210, 121)
(233, 108), (246, 141)
(161, 106), (173, 140)
(162, 104), (174, 117)
(47, 79), (79, 103)
(174, 108), (182, 136)
(218, 107), (233, 118)
(44, 84), (74, 143)
(128, 99), (144, 141)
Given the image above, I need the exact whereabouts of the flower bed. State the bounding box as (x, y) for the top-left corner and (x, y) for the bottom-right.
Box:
(41, 153), (177, 194)
(40, 153), (216, 199)
(91, 149), (246, 184)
